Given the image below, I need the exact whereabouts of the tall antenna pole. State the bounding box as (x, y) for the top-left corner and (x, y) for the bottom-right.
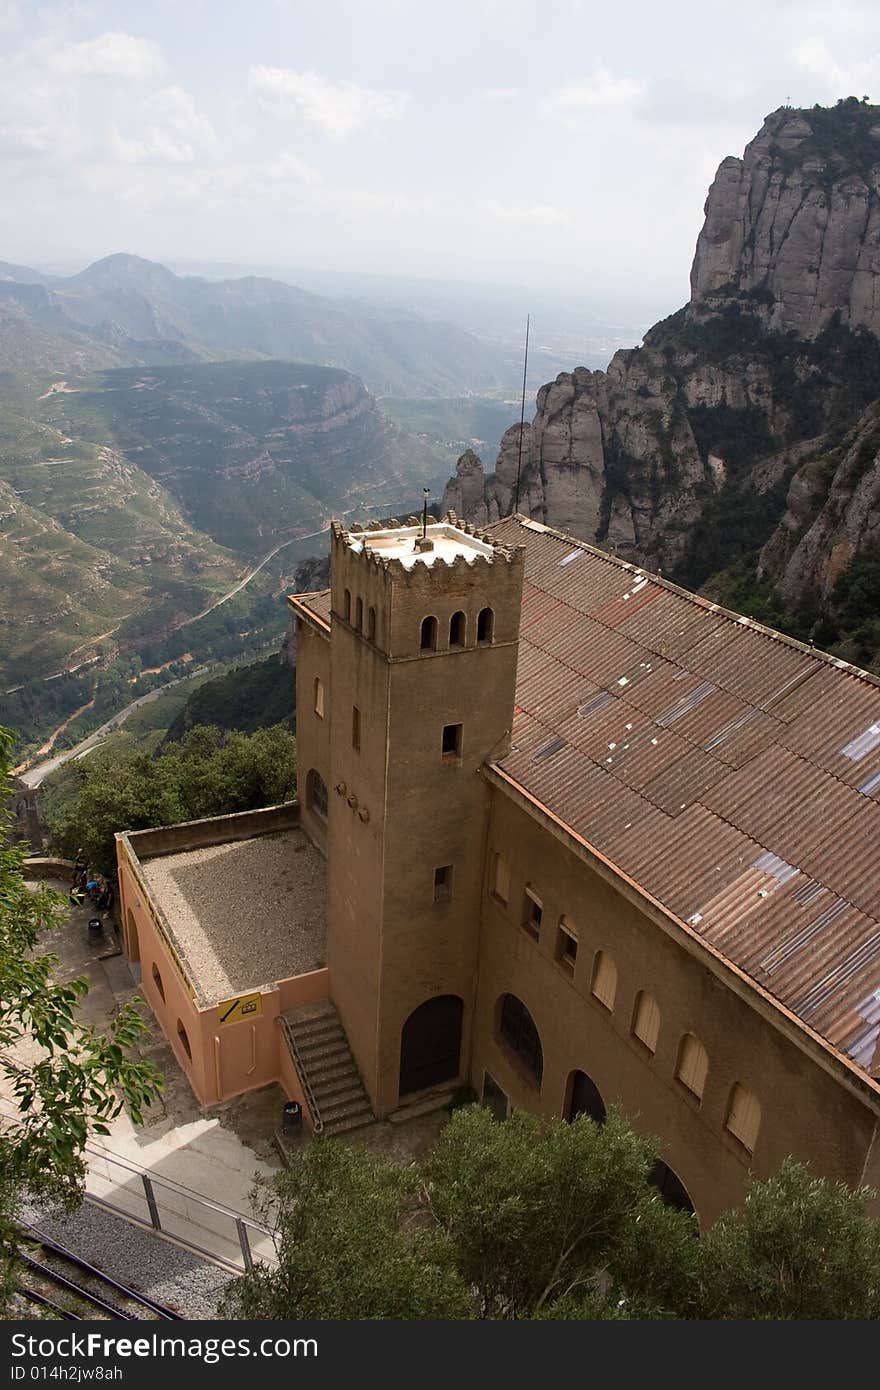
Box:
(514, 313), (530, 515)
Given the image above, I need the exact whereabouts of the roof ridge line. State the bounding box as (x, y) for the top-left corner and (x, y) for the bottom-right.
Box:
(497, 514), (880, 693)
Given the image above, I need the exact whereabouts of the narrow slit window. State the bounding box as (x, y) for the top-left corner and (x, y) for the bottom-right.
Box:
(367, 606), (376, 642)
(726, 1083), (761, 1153)
(314, 677), (324, 719)
(151, 961), (165, 1003)
(433, 865), (453, 901)
(555, 917), (578, 972)
(176, 1019), (192, 1061)
(591, 951), (617, 1011)
(491, 851), (510, 905)
(676, 1034), (709, 1101)
(442, 723), (462, 760)
(352, 705), (361, 752)
(343, 588), (351, 622)
(632, 991), (660, 1054)
(355, 596), (363, 631)
(522, 886), (543, 941)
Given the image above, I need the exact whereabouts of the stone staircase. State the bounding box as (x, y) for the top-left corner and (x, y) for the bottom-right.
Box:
(278, 1002), (374, 1136)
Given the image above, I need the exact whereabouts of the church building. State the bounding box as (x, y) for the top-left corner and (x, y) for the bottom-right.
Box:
(117, 513), (880, 1226)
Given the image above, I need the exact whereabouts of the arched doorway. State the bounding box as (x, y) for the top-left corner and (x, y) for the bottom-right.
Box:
(649, 1160), (696, 1216)
(565, 1069), (606, 1125)
(399, 995), (463, 1096)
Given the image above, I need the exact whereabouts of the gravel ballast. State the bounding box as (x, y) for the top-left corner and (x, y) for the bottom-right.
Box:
(142, 829), (326, 1004)
(21, 1198), (238, 1318)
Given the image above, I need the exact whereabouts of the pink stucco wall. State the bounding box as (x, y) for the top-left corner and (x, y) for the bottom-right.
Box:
(117, 851), (329, 1108)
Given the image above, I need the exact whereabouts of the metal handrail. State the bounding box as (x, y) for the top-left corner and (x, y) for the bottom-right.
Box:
(277, 1015), (325, 1133)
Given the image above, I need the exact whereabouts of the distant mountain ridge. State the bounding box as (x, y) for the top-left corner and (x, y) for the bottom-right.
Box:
(0, 252), (514, 397)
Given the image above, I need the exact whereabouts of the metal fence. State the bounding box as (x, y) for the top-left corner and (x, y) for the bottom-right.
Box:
(0, 1097), (275, 1274)
(81, 1140), (277, 1273)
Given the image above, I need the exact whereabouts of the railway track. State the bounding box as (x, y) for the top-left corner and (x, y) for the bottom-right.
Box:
(16, 1225), (184, 1321)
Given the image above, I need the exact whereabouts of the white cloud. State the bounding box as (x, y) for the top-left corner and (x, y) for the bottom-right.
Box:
(44, 31), (167, 82)
(106, 86), (216, 165)
(481, 86), (518, 103)
(484, 199), (573, 228)
(248, 66), (409, 139)
(541, 66), (647, 127)
(0, 31), (213, 166)
(790, 35), (880, 99)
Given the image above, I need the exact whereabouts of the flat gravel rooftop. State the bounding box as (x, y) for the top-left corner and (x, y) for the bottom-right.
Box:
(142, 829), (326, 1003)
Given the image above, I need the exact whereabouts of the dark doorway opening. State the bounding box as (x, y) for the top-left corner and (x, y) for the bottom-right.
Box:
(399, 995), (463, 1097)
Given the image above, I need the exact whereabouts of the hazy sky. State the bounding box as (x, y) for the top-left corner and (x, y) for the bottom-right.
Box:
(1, 0), (879, 305)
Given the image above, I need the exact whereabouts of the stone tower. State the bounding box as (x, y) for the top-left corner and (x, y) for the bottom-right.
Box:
(325, 516), (524, 1115)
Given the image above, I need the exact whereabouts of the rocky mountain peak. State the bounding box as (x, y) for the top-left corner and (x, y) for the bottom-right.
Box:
(690, 98), (880, 338)
(442, 100), (880, 669)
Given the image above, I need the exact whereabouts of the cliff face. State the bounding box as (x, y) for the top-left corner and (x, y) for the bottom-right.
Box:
(443, 99), (880, 668)
(691, 107), (880, 338)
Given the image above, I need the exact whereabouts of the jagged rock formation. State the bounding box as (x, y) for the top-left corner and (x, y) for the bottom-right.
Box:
(691, 108), (880, 337)
(443, 99), (880, 668)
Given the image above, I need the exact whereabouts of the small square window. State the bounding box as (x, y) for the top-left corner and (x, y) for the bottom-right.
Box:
(522, 887), (542, 940)
(433, 865), (453, 901)
(441, 723), (462, 761)
(352, 705), (361, 752)
(555, 919), (578, 972)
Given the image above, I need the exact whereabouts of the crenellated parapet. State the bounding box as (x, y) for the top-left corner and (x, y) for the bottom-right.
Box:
(330, 515), (524, 660)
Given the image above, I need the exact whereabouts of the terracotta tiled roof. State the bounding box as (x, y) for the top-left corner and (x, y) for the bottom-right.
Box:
(489, 516), (880, 1073)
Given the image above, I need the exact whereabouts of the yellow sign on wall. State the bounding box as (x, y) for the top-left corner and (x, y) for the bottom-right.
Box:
(217, 993), (263, 1026)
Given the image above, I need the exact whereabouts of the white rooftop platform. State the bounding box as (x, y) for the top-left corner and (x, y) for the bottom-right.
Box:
(347, 522), (494, 568)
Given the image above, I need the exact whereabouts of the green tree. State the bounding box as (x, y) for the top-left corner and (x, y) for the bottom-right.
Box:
(49, 723), (298, 875)
(0, 727), (162, 1310)
(223, 1107), (698, 1321)
(697, 1158), (880, 1319)
(424, 1105), (697, 1318)
(221, 1139), (471, 1320)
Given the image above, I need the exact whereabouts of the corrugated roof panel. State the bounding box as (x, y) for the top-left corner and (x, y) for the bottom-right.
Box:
(486, 516), (880, 1073)
(591, 582), (663, 630)
(618, 591), (729, 660)
(640, 746), (731, 816)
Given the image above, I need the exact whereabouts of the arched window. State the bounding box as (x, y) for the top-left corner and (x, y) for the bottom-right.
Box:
(355, 596), (363, 631)
(632, 991), (661, 1054)
(151, 961), (165, 1003)
(449, 611), (466, 647)
(676, 1034), (709, 1101)
(649, 1161), (696, 1216)
(420, 615), (438, 651)
(176, 1019), (192, 1061)
(343, 588), (351, 622)
(367, 606), (377, 642)
(591, 951), (617, 1011)
(307, 768), (328, 820)
(726, 1083), (761, 1153)
(565, 1069), (606, 1126)
(499, 993), (543, 1085)
(477, 607), (494, 643)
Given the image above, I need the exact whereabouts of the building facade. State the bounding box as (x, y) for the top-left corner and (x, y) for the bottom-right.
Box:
(120, 511), (880, 1226)
(289, 515), (880, 1226)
